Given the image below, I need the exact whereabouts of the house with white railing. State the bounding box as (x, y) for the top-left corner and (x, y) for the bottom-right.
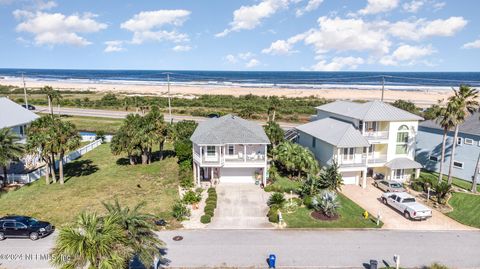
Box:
(296, 100), (423, 188)
(0, 97), (39, 143)
(190, 114), (270, 185)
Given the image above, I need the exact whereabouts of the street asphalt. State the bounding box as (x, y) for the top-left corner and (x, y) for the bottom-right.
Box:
(0, 229), (479, 268)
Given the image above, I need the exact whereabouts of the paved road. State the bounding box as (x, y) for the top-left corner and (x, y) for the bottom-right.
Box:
(1, 230), (479, 268)
(34, 106), (299, 129)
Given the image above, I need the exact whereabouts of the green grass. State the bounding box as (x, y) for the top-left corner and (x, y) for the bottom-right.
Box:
(282, 194), (381, 228)
(61, 115), (123, 134)
(265, 176), (302, 193)
(446, 192), (480, 228)
(0, 144), (179, 226)
(420, 170), (479, 192)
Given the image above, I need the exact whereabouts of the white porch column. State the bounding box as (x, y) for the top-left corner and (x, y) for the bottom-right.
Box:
(244, 145), (247, 162)
(193, 162), (197, 185)
(415, 168), (420, 179)
(263, 167), (267, 186)
(362, 168), (367, 189)
(390, 169), (394, 180)
(197, 165), (201, 186)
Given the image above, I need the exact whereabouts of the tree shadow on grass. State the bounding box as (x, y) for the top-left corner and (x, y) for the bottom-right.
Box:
(64, 159), (99, 182)
(115, 150), (177, 166)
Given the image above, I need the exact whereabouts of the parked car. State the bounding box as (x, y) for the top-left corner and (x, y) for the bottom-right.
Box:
(381, 192), (432, 220)
(21, 104), (36, 110)
(0, 216), (54, 240)
(373, 180), (406, 192)
(373, 173), (385, 180)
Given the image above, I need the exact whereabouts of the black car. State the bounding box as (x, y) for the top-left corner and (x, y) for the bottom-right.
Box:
(0, 216), (54, 240)
(21, 104), (36, 110)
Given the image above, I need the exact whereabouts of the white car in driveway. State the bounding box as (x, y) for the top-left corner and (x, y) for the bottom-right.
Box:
(381, 192), (432, 220)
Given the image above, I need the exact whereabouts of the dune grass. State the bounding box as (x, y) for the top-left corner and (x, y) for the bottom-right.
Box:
(0, 144), (179, 227)
(446, 192), (480, 228)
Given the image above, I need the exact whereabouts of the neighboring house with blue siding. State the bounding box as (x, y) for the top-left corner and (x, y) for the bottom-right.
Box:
(416, 113), (480, 183)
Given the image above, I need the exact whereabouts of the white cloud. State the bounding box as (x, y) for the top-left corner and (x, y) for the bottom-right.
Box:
(380, 44), (436, 65)
(358, 0), (399, 15)
(311, 56), (364, 71)
(245, 59), (261, 68)
(462, 40), (480, 49)
(216, 0), (292, 37)
(121, 10), (191, 44)
(104, 40), (125, 53)
(262, 33), (305, 55)
(34, 0), (57, 10)
(389, 17), (467, 40)
(225, 54), (238, 63)
(296, 0), (323, 17)
(432, 1), (446, 10)
(402, 0), (424, 13)
(172, 45), (192, 52)
(13, 10), (107, 46)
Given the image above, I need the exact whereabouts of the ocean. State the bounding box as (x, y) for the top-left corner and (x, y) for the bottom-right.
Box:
(1, 69), (480, 91)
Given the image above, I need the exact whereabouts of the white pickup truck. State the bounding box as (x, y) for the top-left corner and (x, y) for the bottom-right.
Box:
(381, 192), (432, 220)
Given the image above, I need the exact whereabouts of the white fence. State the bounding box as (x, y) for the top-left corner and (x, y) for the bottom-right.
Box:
(5, 139), (103, 184)
(81, 134), (113, 143)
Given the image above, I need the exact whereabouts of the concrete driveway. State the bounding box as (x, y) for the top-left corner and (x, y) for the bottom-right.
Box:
(208, 183), (273, 229)
(342, 181), (474, 230)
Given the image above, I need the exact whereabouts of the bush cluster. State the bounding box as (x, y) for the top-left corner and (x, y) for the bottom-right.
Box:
(179, 160), (194, 189)
(171, 200), (191, 221)
(200, 187), (217, 224)
(267, 205), (280, 223)
(182, 190), (201, 205)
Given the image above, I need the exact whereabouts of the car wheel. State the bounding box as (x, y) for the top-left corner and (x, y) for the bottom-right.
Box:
(382, 198), (388, 205)
(404, 211), (411, 220)
(29, 232), (39, 241)
(0, 232), (5, 240)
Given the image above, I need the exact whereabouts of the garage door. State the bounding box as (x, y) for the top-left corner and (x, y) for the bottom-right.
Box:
(342, 171), (359, 185)
(220, 168), (256, 184)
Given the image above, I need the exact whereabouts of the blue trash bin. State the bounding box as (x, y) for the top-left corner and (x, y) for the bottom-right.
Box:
(268, 254), (276, 268)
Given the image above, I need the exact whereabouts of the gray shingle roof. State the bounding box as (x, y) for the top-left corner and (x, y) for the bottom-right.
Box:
(385, 158), (423, 169)
(190, 114), (270, 145)
(316, 100), (424, 121)
(296, 118), (370, 148)
(420, 112), (480, 137)
(0, 97), (39, 129)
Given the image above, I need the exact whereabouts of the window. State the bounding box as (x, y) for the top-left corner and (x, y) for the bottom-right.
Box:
(429, 156), (438, 162)
(394, 169), (405, 179)
(15, 222), (27, 229)
(343, 148), (354, 160)
(457, 137), (463, 145)
(206, 146), (216, 156)
(396, 125), (409, 154)
(312, 137), (316, 148)
(453, 161), (464, 169)
(465, 138), (474, 145)
(228, 145), (235, 155)
(3, 222), (15, 228)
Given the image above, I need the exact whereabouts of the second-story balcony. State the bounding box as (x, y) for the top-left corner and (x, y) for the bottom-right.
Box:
(363, 130), (389, 140)
(193, 144), (267, 166)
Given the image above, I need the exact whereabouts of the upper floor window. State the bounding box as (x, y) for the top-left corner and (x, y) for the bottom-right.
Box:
(464, 138), (474, 145)
(396, 125), (409, 154)
(227, 145), (235, 155)
(312, 137), (316, 148)
(206, 146), (216, 156)
(343, 147), (354, 160)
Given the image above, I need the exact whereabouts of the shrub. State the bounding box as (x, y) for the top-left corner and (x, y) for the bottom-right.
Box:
(208, 187), (216, 194)
(200, 214), (211, 224)
(267, 206), (280, 223)
(206, 200), (217, 209)
(410, 181), (424, 192)
(312, 190), (341, 218)
(183, 190), (201, 205)
(171, 201), (191, 221)
(303, 195), (314, 209)
(268, 192), (286, 207)
(427, 263), (449, 269)
(434, 181), (452, 204)
(204, 205), (215, 216)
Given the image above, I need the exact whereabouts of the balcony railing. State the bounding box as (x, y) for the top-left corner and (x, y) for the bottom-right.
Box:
(194, 152), (266, 165)
(363, 131), (389, 140)
(363, 154), (388, 164)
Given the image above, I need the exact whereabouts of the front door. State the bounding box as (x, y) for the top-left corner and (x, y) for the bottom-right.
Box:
(393, 169), (405, 180)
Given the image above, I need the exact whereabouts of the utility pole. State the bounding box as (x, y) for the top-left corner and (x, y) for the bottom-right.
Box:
(380, 76), (385, 102)
(21, 72), (28, 108)
(162, 72), (173, 123)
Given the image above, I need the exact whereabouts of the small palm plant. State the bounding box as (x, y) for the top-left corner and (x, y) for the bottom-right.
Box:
(268, 192), (286, 207)
(434, 181), (453, 204)
(312, 190), (341, 218)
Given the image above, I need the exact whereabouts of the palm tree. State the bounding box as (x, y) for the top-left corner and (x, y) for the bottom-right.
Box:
(446, 85), (479, 184)
(103, 200), (164, 267)
(54, 121), (80, 184)
(145, 107), (168, 160)
(51, 212), (131, 269)
(40, 86), (62, 116)
(264, 121), (284, 150)
(268, 96), (281, 121)
(434, 103), (456, 183)
(0, 128), (24, 186)
(27, 116), (58, 183)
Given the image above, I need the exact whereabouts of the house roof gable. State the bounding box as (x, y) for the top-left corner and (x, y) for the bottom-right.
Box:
(0, 97), (39, 129)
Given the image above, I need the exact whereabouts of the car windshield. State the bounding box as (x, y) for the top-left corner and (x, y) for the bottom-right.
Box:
(403, 198), (416, 203)
(26, 218), (39, 226)
(390, 183), (402, 188)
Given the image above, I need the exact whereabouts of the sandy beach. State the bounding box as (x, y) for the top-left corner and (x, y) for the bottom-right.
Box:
(0, 77), (452, 106)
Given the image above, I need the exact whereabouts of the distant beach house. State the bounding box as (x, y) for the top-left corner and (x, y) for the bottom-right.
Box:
(0, 97), (39, 143)
(416, 113), (480, 183)
(190, 115), (270, 185)
(296, 100), (423, 188)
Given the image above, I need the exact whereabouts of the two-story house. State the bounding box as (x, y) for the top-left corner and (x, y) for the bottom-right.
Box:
(416, 113), (480, 184)
(296, 100), (423, 188)
(190, 114), (270, 186)
(0, 97), (39, 143)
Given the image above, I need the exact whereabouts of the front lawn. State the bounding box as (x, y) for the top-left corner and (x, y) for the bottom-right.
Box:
(61, 115), (123, 134)
(420, 170), (479, 192)
(446, 192), (480, 228)
(281, 194), (380, 228)
(0, 144), (179, 226)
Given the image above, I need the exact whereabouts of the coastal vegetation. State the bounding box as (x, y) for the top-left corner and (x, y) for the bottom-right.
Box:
(0, 128), (24, 185)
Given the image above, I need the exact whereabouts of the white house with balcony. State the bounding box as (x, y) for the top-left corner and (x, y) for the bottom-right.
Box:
(296, 100), (423, 188)
(0, 97), (39, 143)
(190, 114), (270, 185)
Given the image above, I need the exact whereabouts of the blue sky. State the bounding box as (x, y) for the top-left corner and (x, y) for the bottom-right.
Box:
(0, 0), (479, 71)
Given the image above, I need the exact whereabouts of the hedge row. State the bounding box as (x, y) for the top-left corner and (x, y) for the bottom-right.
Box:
(201, 188), (217, 224)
